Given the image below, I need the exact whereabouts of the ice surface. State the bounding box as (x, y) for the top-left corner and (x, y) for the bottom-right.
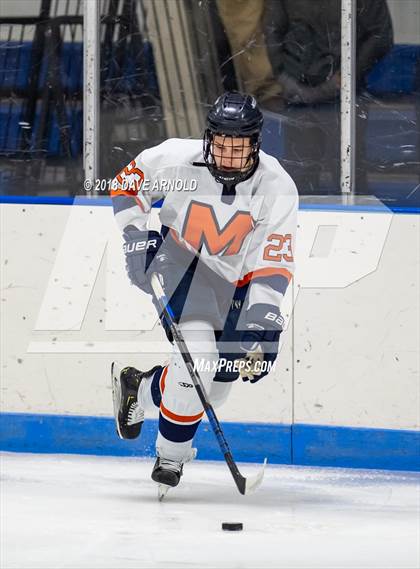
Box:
(1, 452), (419, 569)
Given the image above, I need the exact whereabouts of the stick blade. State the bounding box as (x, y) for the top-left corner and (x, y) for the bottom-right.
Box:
(244, 458), (267, 495)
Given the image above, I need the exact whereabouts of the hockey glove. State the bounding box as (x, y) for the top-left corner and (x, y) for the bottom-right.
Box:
(236, 304), (283, 383)
(123, 226), (167, 294)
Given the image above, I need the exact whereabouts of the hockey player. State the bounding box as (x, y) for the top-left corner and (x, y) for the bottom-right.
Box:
(111, 92), (298, 492)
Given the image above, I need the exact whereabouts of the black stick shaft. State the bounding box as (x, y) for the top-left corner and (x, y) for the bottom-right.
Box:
(151, 274), (246, 495)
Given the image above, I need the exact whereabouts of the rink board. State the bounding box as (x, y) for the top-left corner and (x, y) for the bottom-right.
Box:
(0, 200), (419, 471)
(1, 412), (419, 471)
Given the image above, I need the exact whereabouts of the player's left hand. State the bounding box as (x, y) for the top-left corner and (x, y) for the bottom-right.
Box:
(236, 329), (265, 382)
(235, 303), (284, 383)
(236, 327), (280, 383)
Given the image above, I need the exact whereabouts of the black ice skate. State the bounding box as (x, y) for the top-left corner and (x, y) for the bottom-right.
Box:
(151, 449), (197, 501)
(152, 457), (183, 487)
(111, 362), (160, 440)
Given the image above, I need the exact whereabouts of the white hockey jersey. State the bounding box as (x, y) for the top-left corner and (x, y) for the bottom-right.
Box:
(111, 138), (298, 313)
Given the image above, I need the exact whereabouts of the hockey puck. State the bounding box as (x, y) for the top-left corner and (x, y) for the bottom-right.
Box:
(222, 522), (243, 531)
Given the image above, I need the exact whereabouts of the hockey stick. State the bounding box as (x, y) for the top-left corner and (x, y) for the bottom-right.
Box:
(150, 272), (267, 495)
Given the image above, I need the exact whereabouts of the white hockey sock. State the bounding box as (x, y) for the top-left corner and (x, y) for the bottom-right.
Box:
(137, 367), (165, 411)
(156, 433), (195, 463)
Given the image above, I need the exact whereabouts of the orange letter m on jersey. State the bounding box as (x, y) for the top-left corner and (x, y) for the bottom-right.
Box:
(181, 201), (253, 256)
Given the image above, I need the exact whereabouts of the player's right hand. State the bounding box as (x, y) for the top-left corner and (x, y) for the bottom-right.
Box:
(123, 226), (163, 294)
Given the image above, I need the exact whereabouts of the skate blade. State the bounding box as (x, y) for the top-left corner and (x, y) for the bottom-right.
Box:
(158, 484), (171, 501)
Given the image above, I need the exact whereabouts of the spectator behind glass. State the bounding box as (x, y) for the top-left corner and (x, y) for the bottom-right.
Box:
(217, 0), (393, 193)
(263, 0), (393, 193)
(264, 0), (393, 104)
(216, 0), (282, 103)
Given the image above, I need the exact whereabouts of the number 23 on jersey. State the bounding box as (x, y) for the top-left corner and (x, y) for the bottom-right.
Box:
(263, 233), (294, 262)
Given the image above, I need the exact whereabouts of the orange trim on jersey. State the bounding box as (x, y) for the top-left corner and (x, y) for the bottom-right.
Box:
(170, 228), (181, 244)
(159, 366), (168, 394)
(111, 188), (132, 198)
(170, 228), (191, 251)
(110, 181), (142, 198)
(133, 195), (146, 212)
(124, 160), (144, 179)
(235, 267), (293, 287)
(160, 402), (204, 424)
(110, 161), (144, 199)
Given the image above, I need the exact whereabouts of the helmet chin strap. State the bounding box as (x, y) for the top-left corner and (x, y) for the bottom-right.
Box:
(213, 169), (241, 186)
(203, 130), (261, 187)
(213, 155), (260, 188)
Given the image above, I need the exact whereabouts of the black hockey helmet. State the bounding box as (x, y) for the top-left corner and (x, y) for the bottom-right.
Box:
(203, 92), (263, 185)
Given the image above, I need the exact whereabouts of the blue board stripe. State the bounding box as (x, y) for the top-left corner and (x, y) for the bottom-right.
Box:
(292, 423), (420, 472)
(0, 195), (113, 206)
(0, 195), (419, 214)
(298, 203), (420, 215)
(1, 412), (419, 471)
(0, 412), (291, 465)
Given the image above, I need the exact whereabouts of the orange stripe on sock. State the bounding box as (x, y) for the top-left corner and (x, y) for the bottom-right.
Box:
(160, 402), (204, 424)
